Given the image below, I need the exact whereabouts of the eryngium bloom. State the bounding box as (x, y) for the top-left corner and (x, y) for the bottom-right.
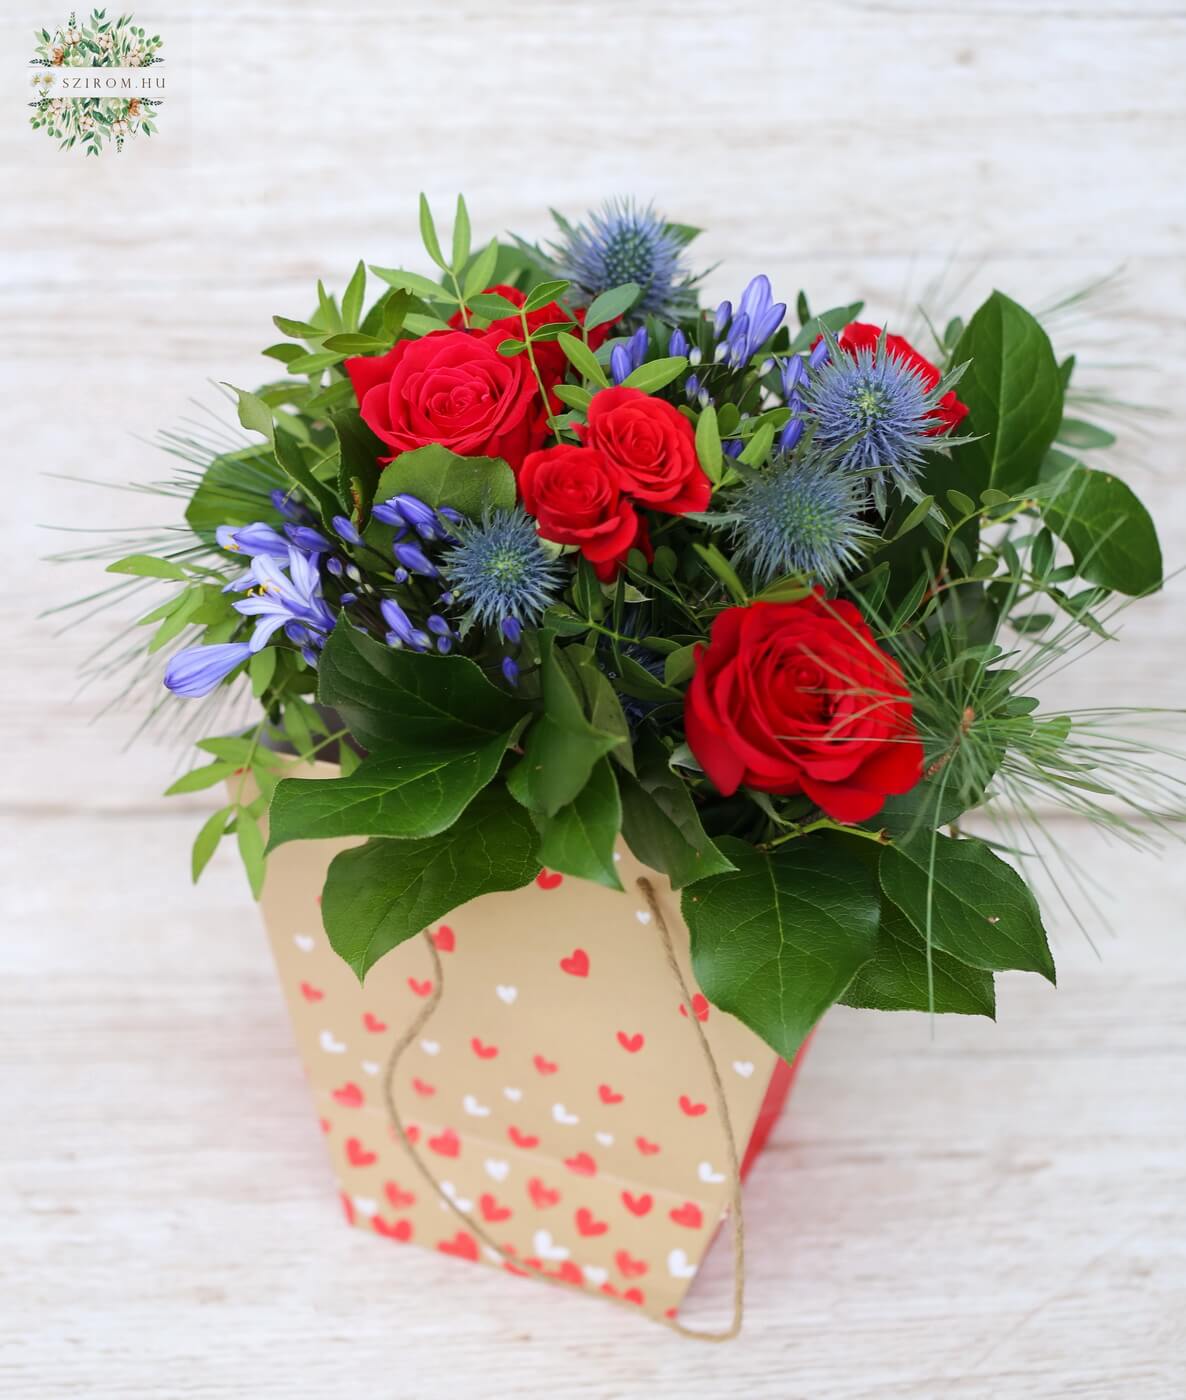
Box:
(552, 198), (694, 318)
(442, 507), (564, 630)
(730, 456), (875, 587)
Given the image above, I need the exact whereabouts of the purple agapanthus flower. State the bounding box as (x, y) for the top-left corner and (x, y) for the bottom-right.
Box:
(164, 642), (252, 699)
(231, 546), (336, 658)
(714, 275), (786, 367)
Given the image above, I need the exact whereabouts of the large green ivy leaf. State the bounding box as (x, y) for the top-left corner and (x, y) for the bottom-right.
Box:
(267, 731), (515, 850)
(375, 442), (516, 518)
(618, 733), (735, 889)
(184, 445), (288, 544)
(534, 757), (622, 890)
(232, 386), (342, 525)
(317, 624), (527, 753)
(1036, 458), (1162, 597)
(879, 832), (1055, 981)
(952, 291), (1064, 496)
(508, 637), (624, 817)
(840, 898), (996, 1017)
(682, 836), (880, 1059)
(322, 786), (539, 980)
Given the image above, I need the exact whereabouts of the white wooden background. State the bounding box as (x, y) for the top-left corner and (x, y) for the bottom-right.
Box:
(2, 3), (1185, 1396)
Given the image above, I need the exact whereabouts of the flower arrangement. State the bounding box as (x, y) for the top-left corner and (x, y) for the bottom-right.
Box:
(99, 195), (1177, 1065)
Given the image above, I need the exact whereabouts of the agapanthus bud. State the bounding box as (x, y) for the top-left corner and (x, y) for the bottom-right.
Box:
(501, 656), (520, 687)
(394, 541), (440, 578)
(332, 514), (361, 545)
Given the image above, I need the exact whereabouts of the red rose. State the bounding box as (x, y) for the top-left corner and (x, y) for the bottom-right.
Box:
(450, 285), (612, 411)
(838, 321), (969, 436)
(519, 443), (648, 581)
(344, 326), (546, 470)
(684, 590), (923, 823)
(578, 386), (711, 514)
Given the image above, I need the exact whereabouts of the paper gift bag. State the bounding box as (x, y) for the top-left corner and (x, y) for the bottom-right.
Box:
(252, 769), (806, 1322)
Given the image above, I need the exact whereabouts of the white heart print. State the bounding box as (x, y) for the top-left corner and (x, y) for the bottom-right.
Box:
(667, 1248), (697, 1279)
(532, 1229), (569, 1262)
(319, 1030), (347, 1054)
(361, 1060), (380, 1076)
(293, 933), (315, 952)
(732, 1060), (755, 1078)
(441, 1181), (472, 1212)
(420, 1039), (440, 1056)
(352, 1196), (378, 1217)
(463, 1094), (491, 1117)
(634, 909), (653, 925)
(496, 985), (518, 1005)
(552, 1103), (579, 1125)
(583, 1264), (609, 1286)
(594, 1131), (614, 1146)
(503, 1086), (523, 1103)
(484, 1158), (509, 1182)
(698, 1161), (725, 1184)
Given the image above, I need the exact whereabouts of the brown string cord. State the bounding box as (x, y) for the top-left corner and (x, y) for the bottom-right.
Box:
(380, 874), (745, 1341)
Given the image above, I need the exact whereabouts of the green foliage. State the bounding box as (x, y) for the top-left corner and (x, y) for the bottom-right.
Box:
(321, 787), (540, 980)
(533, 757), (623, 890)
(683, 836), (881, 1059)
(375, 443), (516, 518)
(1036, 459), (1162, 596)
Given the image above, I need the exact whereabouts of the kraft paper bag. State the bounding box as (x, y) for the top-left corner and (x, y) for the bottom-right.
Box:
(247, 766), (804, 1321)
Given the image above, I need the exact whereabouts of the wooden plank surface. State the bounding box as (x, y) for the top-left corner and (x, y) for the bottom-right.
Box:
(2, 2), (1184, 1395)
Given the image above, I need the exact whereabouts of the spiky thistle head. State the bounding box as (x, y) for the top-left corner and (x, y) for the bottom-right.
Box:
(729, 455), (875, 587)
(551, 198), (695, 318)
(441, 507), (564, 631)
(804, 329), (952, 511)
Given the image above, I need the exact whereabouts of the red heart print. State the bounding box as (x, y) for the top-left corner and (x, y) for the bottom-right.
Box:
(404, 1124), (421, 1145)
(408, 977), (433, 998)
(597, 1084), (623, 1105)
(430, 925), (455, 952)
(345, 1137), (376, 1167)
(552, 1259), (583, 1286)
(384, 1182), (416, 1209)
(339, 1192), (356, 1224)
(621, 1190), (653, 1216)
(508, 1125), (539, 1149)
(559, 948), (589, 977)
(616, 1031), (644, 1053)
(332, 1082), (364, 1108)
(622, 1287), (645, 1306)
(427, 1128), (460, 1158)
(411, 1078), (435, 1097)
(471, 1037), (499, 1060)
(319, 1118), (331, 1134)
(437, 1230), (479, 1261)
(299, 981), (323, 1002)
(678, 993), (710, 1022)
(527, 1177), (560, 1209)
(670, 1201), (704, 1229)
(679, 1094), (708, 1117)
(362, 1012), (387, 1033)
(575, 1207), (608, 1237)
(535, 869), (563, 890)
(532, 1054), (558, 1075)
(373, 1215), (412, 1242)
(614, 1249), (648, 1279)
(564, 1152), (596, 1177)
(479, 1193), (512, 1223)
(635, 1136), (661, 1156)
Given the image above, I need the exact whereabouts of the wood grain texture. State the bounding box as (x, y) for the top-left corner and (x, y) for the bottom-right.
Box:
(2, 2), (1184, 1394)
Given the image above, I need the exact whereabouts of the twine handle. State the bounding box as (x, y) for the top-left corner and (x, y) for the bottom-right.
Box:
(381, 874), (745, 1341)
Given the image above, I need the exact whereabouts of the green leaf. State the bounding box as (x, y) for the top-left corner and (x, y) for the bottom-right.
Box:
(692, 542), (748, 604)
(1037, 462), (1162, 596)
(1056, 417), (1115, 451)
(451, 193), (471, 272)
(316, 623), (527, 754)
(557, 332), (610, 388)
(583, 283), (640, 331)
(553, 383), (593, 412)
(228, 386), (341, 525)
(618, 734), (735, 889)
(663, 644), (697, 687)
(463, 237), (500, 299)
(374, 443), (515, 519)
(534, 758), (622, 890)
(418, 192), (448, 271)
(946, 489), (976, 518)
(322, 787), (539, 979)
(508, 636), (623, 817)
(268, 729), (516, 849)
(468, 291), (524, 320)
(273, 315), (324, 339)
(622, 356), (688, 394)
(236, 812), (267, 899)
(889, 495), (935, 542)
(840, 898), (996, 1017)
(695, 404), (722, 485)
(285, 350), (344, 375)
(249, 647), (277, 698)
(951, 291), (1064, 495)
(262, 343), (307, 364)
(330, 406), (385, 525)
(341, 261), (366, 331)
(164, 760), (239, 796)
(320, 333), (390, 354)
(106, 554), (189, 580)
(879, 832), (1055, 981)
(368, 265), (458, 304)
(683, 836), (880, 1059)
(523, 278), (571, 312)
(191, 805), (232, 883)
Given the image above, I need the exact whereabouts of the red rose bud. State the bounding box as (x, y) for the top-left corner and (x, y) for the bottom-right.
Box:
(579, 387), (710, 515)
(518, 443), (649, 582)
(837, 322), (969, 436)
(345, 327), (547, 470)
(684, 590), (924, 824)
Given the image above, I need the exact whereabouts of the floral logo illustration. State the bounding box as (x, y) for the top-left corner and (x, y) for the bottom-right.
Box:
(28, 8), (163, 155)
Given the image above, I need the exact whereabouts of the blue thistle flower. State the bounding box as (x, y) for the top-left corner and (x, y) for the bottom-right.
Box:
(730, 457), (875, 587)
(441, 508), (564, 631)
(551, 199), (693, 318)
(804, 331), (944, 509)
